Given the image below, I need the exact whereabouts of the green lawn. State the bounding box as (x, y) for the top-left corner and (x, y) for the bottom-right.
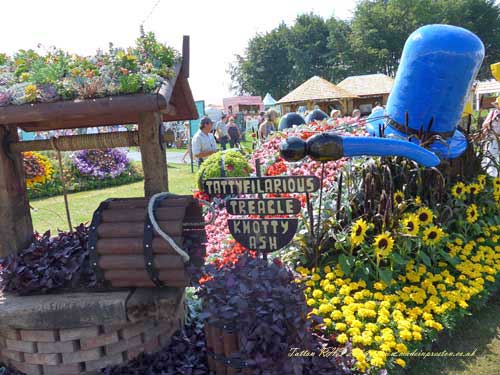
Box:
(405, 292), (500, 375)
(30, 163), (196, 233)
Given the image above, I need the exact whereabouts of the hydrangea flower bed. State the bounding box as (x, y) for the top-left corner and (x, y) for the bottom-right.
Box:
(73, 148), (129, 179)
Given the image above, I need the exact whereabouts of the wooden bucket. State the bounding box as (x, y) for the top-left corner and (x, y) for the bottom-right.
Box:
(88, 196), (204, 288)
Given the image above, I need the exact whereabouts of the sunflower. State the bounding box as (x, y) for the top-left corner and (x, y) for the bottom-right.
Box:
(494, 178), (500, 188)
(373, 232), (395, 257)
(477, 174), (486, 187)
(401, 214), (420, 235)
(467, 183), (481, 195)
(422, 226), (445, 246)
(394, 190), (404, 205)
(416, 207), (433, 226)
(466, 204), (479, 224)
(451, 182), (466, 200)
(351, 218), (368, 246)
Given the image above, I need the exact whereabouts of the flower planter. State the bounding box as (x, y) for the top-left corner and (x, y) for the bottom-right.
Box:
(88, 196), (205, 288)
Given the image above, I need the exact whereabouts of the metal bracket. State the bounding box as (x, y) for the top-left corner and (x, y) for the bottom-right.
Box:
(143, 195), (169, 287)
(206, 351), (250, 370)
(88, 200), (112, 284)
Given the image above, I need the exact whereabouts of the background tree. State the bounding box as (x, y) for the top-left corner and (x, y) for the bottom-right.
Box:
(229, 0), (500, 97)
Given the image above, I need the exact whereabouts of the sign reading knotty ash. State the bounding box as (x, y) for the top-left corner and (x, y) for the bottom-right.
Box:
(202, 175), (320, 253)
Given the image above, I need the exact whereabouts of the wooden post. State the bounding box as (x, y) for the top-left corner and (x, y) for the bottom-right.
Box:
(0, 126), (33, 256)
(138, 112), (168, 196)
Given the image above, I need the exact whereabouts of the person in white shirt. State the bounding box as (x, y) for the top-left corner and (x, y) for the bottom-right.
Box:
(214, 114), (229, 150)
(192, 116), (217, 167)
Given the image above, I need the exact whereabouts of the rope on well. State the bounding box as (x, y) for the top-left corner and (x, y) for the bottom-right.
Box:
(147, 192), (216, 263)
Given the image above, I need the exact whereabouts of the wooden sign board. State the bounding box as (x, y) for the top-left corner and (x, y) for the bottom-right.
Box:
(203, 176), (320, 196)
(227, 198), (301, 216)
(228, 218), (298, 253)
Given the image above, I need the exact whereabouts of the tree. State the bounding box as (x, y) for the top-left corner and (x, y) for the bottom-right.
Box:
(287, 13), (331, 88)
(228, 23), (293, 100)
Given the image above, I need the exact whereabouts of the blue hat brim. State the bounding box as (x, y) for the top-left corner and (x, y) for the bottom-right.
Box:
(383, 126), (467, 159)
(365, 108), (385, 136)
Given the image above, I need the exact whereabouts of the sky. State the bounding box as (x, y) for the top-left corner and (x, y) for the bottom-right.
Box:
(1, 0), (356, 105)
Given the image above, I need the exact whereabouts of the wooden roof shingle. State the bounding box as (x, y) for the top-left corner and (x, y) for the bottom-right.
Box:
(337, 74), (394, 97)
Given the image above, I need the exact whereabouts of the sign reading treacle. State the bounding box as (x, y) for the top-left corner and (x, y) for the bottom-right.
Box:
(203, 176), (320, 195)
(227, 198), (301, 216)
(228, 218), (298, 253)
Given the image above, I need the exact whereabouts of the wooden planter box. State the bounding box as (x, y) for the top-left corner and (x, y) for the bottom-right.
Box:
(204, 322), (252, 375)
(88, 196), (204, 288)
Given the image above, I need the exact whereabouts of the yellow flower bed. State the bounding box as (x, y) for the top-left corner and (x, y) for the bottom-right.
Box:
(23, 151), (54, 188)
(296, 177), (500, 372)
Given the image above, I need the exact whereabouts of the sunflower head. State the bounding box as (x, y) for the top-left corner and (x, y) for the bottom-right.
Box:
(351, 218), (369, 246)
(394, 190), (404, 205)
(414, 196), (422, 206)
(373, 232), (395, 257)
(477, 175), (486, 187)
(451, 182), (466, 200)
(467, 183), (481, 196)
(401, 214), (420, 235)
(466, 204), (479, 224)
(422, 225), (445, 246)
(416, 207), (433, 226)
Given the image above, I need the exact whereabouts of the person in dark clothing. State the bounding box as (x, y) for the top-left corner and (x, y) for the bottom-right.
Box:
(227, 116), (241, 148)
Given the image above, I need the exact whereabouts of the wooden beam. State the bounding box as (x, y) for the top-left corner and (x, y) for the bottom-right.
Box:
(10, 131), (175, 153)
(138, 112), (168, 196)
(0, 126), (33, 256)
(182, 36), (190, 78)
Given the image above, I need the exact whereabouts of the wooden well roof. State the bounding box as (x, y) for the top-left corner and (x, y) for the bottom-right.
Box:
(277, 76), (357, 104)
(0, 36), (198, 132)
(337, 73), (394, 97)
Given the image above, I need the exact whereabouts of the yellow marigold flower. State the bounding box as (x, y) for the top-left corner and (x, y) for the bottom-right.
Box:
(373, 232), (395, 257)
(323, 318), (333, 327)
(307, 299), (316, 307)
(312, 289), (323, 299)
(323, 265), (332, 274)
(402, 213), (420, 235)
(451, 182), (466, 199)
(399, 330), (413, 341)
(352, 348), (365, 361)
(395, 343), (408, 353)
(422, 225), (445, 246)
(395, 358), (406, 368)
(394, 190), (404, 205)
(412, 331), (423, 341)
(416, 207), (434, 226)
(335, 323), (347, 331)
(415, 196), (422, 206)
(311, 273), (321, 281)
(351, 218), (369, 246)
(330, 310), (343, 320)
(325, 272), (335, 280)
(337, 333), (348, 344)
(466, 204), (479, 224)
(319, 304), (333, 314)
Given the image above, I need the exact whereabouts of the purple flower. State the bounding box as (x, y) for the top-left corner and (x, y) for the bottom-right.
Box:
(72, 149), (129, 179)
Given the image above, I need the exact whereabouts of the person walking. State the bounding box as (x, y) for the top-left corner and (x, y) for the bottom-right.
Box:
(192, 116), (217, 167)
(182, 121), (192, 163)
(214, 114), (229, 150)
(259, 110), (276, 141)
(482, 97), (500, 176)
(227, 116), (242, 148)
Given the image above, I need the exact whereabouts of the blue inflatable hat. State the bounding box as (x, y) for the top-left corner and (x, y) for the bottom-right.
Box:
(379, 24), (485, 159)
(279, 112), (306, 131)
(305, 109), (328, 123)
